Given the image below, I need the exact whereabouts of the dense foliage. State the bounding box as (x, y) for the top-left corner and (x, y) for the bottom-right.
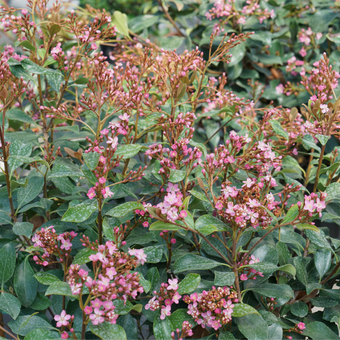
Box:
(0, 0), (340, 340)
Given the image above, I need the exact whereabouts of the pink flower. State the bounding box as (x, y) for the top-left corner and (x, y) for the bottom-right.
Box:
(128, 248), (147, 265)
(297, 322), (306, 330)
(142, 221), (149, 228)
(179, 210), (187, 218)
(54, 310), (71, 327)
(99, 177), (106, 184)
(167, 278), (178, 290)
(172, 291), (182, 304)
(84, 306), (93, 314)
(91, 43), (98, 50)
(89, 308), (105, 325)
(91, 298), (103, 309)
(87, 187), (96, 199)
(61, 332), (69, 339)
(240, 274), (248, 281)
(101, 187), (113, 199)
(276, 84), (284, 94)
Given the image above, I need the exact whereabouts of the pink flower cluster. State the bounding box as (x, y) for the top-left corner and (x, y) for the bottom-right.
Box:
(171, 321), (194, 339)
(298, 27), (322, 46)
(286, 56), (305, 76)
(145, 278), (182, 320)
(239, 255), (264, 281)
(85, 298), (118, 325)
(215, 178), (278, 229)
(301, 192), (327, 217)
(205, 0), (273, 25)
(156, 183), (187, 222)
(32, 226), (77, 266)
(184, 286), (237, 330)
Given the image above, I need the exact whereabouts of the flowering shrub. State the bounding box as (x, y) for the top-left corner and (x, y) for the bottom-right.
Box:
(0, 1), (340, 340)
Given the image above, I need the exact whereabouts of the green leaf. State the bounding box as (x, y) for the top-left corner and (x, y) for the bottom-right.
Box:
(168, 169), (186, 183)
(24, 329), (59, 340)
(229, 42), (246, 67)
(278, 264), (296, 278)
(112, 11), (129, 37)
(13, 222), (34, 238)
(232, 303), (260, 317)
(295, 223), (320, 232)
(169, 309), (195, 331)
(303, 321), (340, 340)
(325, 183), (340, 202)
(160, 36), (185, 51)
(249, 284), (294, 300)
(306, 229), (331, 249)
(0, 242), (16, 285)
(302, 134), (321, 152)
(14, 257), (37, 307)
(173, 254), (223, 273)
(153, 317), (172, 340)
(83, 152), (100, 171)
(282, 204), (299, 224)
(189, 188), (209, 202)
(147, 267), (160, 293)
(8, 140), (32, 176)
(116, 313), (138, 340)
(113, 300), (133, 315)
(62, 200), (98, 223)
(20, 59), (47, 74)
(219, 330), (236, 340)
(267, 323), (283, 340)
(45, 281), (75, 298)
(34, 272), (61, 285)
(315, 249), (332, 280)
(143, 246), (163, 263)
(149, 221), (181, 231)
(30, 292), (52, 310)
(316, 134), (329, 146)
(106, 202), (144, 218)
(73, 248), (97, 265)
(214, 271), (235, 286)
(51, 177), (75, 195)
(137, 272), (151, 293)
(16, 40), (36, 52)
(6, 108), (35, 125)
(177, 273), (201, 294)
(46, 69), (64, 92)
(195, 215), (228, 233)
(270, 120), (289, 140)
(17, 176), (44, 209)
(291, 301), (308, 317)
(0, 292), (21, 319)
(293, 257), (309, 286)
(115, 144), (142, 159)
(129, 15), (159, 32)
(235, 314), (268, 340)
(8, 315), (53, 336)
(256, 54), (282, 65)
(90, 323), (127, 340)
(245, 262), (278, 274)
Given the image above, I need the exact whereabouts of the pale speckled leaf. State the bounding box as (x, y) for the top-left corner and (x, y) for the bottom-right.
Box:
(90, 322), (127, 340)
(173, 254), (223, 273)
(106, 201), (144, 218)
(8, 140), (32, 176)
(17, 176), (44, 209)
(214, 271), (235, 286)
(13, 222), (34, 238)
(232, 303), (260, 317)
(45, 281), (75, 298)
(0, 292), (21, 319)
(62, 200), (98, 223)
(115, 144), (142, 159)
(177, 273), (201, 295)
(153, 317), (172, 340)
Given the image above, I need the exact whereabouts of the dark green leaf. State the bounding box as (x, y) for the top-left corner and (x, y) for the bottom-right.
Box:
(214, 271), (235, 286)
(83, 152), (100, 171)
(303, 321), (340, 340)
(315, 249), (332, 279)
(34, 272), (61, 285)
(0, 242), (16, 284)
(115, 144), (142, 159)
(291, 301), (308, 317)
(8, 140), (32, 176)
(173, 254), (223, 273)
(6, 108), (35, 125)
(8, 315), (53, 336)
(91, 322), (127, 340)
(232, 303), (260, 317)
(293, 257), (309, 286)
(73, 248), (96, 265)
(13, 222), (34, 238)
(153, 317), (172, 340)
(14, 257), (37, 307)
(235, 314), (268, 340)
(17, 176), (44, 209)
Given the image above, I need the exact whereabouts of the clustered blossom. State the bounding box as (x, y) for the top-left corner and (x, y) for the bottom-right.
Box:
(285, 322), (306, 339)
(286, 56), (305, 77)
(171, 321), (194, 340)
(298, 27), (322, 47)
(54, 310), (75, 339)
(156, 183), (187, 223)
(214, 178), (280, 229)
(301, 53), (340, 104)
(206, 0), (274, 25)
(65, 238), (145, 327)
(183, 286), (237, 330)
(301, 192), (327, 218)
(238, 255), (263, 281)
(145, 278), (182, 320)
(32, 226), (77, 266)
